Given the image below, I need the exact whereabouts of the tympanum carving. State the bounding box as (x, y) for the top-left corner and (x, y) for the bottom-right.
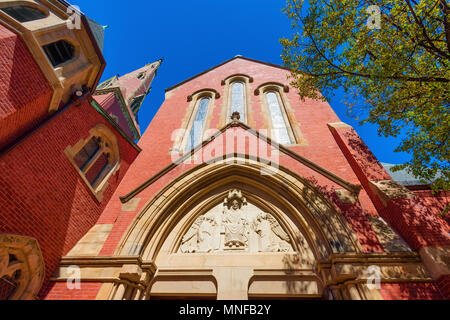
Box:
(179, 190), (293, 253)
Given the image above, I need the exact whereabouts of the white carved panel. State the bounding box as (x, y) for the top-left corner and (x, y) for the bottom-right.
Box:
(179, 190), (293, 253)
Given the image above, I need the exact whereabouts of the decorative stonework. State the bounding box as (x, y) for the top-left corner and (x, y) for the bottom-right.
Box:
(0, 234), (44, 300)
(335, 189), (358, 204)
(179, 190), (293, 253)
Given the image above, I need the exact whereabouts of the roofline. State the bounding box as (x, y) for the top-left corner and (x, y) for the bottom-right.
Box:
(89, 97), (142, 152)
(165, 56), (291, 92)
(93, 87), (141, 140)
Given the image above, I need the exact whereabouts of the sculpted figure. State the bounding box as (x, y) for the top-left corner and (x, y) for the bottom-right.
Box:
(222, 199), (248, 249)
(180, 215), (216, 253)
(255, 212), (292, 252)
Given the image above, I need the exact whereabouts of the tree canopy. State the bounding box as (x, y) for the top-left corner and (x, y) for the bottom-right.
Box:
(280, 0), (449, 192)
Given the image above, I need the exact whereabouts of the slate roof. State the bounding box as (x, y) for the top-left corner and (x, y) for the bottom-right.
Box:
(86, 17), (105, 53)
(381, 163), (430, 186)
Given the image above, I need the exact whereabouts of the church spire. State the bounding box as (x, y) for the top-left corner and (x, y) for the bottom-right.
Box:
(94, 59), (162, 140)
(116, 59), (163, 116)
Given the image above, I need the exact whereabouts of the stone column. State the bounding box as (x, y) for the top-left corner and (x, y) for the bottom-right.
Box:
(113, 282), (127, 300)
(117, 264), (143, 300)
(213, 267), (253, 300)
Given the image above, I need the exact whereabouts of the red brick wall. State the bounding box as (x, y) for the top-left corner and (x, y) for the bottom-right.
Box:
(412, 190), (450, 225)
(328, 123), (450, 251)
(0, 23), (52, 150)
(380, 282), (444, 300)
(385, 198), (450, 251)
(42, 282), (103, 300)
(0, 98), (139, 299)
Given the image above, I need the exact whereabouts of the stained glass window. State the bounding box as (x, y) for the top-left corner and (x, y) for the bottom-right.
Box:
(266, 91), (292, 145)
(185, 97), (210, 151)
(230, 82), (245, 122)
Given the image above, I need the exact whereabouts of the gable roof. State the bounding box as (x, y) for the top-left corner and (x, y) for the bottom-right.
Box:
(165, 56), (291, 92)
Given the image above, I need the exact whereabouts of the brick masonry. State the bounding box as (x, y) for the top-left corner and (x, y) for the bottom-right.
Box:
(0, 98), (139, 299)
(0, 23), (52, 151)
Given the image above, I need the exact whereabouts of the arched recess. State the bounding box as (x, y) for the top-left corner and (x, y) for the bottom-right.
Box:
(220, 74), (253, 126)
(113, 157), (362, 299)
(0, 234), (44, 300)
(172, 89), (217, 154)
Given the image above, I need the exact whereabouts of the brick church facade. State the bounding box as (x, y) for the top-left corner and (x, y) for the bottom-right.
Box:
(0, 0), (449, 300)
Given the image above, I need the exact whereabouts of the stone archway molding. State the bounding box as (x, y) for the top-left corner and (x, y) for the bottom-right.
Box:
(115, 156), (363, 262)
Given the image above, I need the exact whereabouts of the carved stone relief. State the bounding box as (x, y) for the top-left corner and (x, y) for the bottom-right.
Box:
(179, 189), (294, 253)
(0, 234), (44, 300)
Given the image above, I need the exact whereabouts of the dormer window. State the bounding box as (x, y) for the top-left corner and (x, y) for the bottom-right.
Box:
(1, 5), (46, 23)
(43, 40), (75, 67)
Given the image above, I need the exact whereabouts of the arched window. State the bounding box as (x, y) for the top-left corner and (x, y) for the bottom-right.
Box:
(185, 97), (210, 151)
(1, 5), (46, 22)
(220, 75), (252, 126)
(230, 82), (246, 122)
(65, 125), (120, 200)
(43, 40), (75, 67)
(265, 91), (292, 145)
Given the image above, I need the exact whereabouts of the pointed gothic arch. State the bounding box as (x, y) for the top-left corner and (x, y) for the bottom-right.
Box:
(117, 157), (361, 260)
(107, 156), (366, 299)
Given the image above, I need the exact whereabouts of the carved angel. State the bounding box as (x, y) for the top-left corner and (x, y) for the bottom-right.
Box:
(180, 215), (217, 253)
(255, 213), (292, 252)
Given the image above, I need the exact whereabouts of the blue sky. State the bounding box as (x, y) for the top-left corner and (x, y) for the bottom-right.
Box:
(75, 0), (410, 164)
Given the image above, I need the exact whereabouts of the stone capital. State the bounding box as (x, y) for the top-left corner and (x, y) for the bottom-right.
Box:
(119, 264), (143, 282)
